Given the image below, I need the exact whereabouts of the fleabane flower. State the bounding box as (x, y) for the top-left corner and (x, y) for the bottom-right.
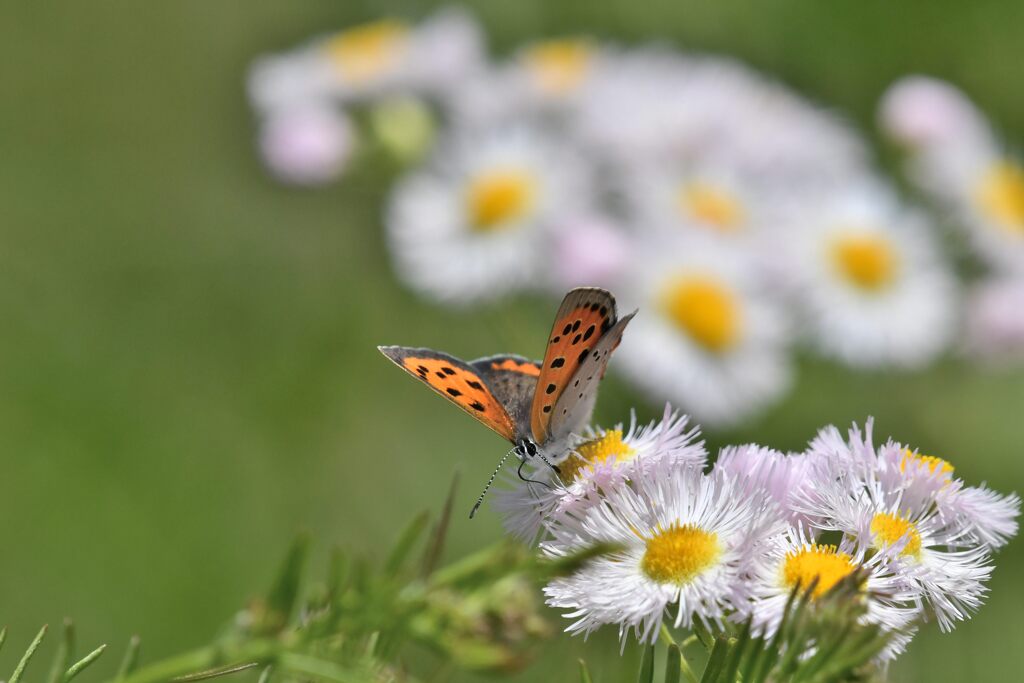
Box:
(494, 407), (706, 543)
(964, 275), (1024, 361)
(780, 183), (957, 368)
(614, 236), (792, 426)
(385, 126), (593, 305)
(801, 423), (1010, 632)
(542, 463), (786, 644)
(256, 104), (355, 185)
(748, 527), (919, 659)
(713, 444), (820, 527)
(879, 77), (1024, 274)
(451, 37), (609, 126)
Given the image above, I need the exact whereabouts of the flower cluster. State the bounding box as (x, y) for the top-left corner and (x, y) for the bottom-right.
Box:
(247, 10), (1024, 426)
(499, 410), (1018, 661)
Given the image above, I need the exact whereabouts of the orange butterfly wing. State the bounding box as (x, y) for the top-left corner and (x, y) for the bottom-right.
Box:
(378, 346), (516, 442)
(530, 288), (619, 443)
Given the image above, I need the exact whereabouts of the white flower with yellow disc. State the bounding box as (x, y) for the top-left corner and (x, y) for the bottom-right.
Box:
(614, 236), (793, 426)
(494, 407), (706, 543)
(748, 527), (919, 659)
(249, 9), (484, 112)
(385, 126), (593, 305)
(879, 77), (1024, 274)
(782, 183), (957, 368)
(542, 463), (786, 644)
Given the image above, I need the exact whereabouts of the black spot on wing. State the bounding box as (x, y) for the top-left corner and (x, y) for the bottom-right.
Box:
(578, 349), (590, 364)
(551, 357), (565, 368)
(466, 380), (484, 391)
(572, 334), (582, 345)
(545, 383), (557, 395)
(562, 323), (572, 335)
(583, 324), (595, 341)
(572, 320), (581, 332)
(441, 366), (456, 375)
(469, 401), (486, 412)
(446, 388), (462, 397)
(543, 406), (551, 413)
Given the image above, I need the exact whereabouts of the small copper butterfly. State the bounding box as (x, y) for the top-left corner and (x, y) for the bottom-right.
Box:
(379, 287), (636, 517)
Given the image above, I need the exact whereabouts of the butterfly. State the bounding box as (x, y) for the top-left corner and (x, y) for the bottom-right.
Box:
(378, 287), (636, 517)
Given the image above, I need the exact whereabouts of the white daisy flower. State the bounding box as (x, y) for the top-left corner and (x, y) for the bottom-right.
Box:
(614, 236), (793, 427)
(965, 274), (1024, 361)
(385, 126), (593, 305)
(807, 420), (1020, 551)
(546, 212), (633, 293)
(257, 104), (355, 185)
(450, 37), (609, 126)
(748, 527), (919, 659)
(781, 182), (958, 368)
(713, 444), (820, 527)
(622, 160), (773, 242)
(248, 9), (484, 113)
(543, 463), (786, 644)
(879, 77), (1024, 273)
(493, 406), (706, 543)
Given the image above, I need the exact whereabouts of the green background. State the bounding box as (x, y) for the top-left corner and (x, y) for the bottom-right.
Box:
(2, 1), (1022, 681)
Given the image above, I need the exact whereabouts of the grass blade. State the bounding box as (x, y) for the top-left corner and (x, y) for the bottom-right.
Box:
(385, 511), (430, 576)
(47, 619), (74, 683)
(116, 636), (142, 681)
(64, 645), (107, 682)
(638, 642), (655, 683)
(579, 658), (594, 683)
(10, 625), (49, 683)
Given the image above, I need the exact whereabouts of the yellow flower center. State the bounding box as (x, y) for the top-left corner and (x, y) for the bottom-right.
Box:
(781, 545), (856, 599)
(677, 183), (745, 232)
(523, 39), (593, 94)
(976, 161), (1024, 234)
(660, 276), (741, 353)
(830, 233), (899, 291)
(465, 168), (537, 230)
(900, 449), (955, 479)
(640, 523), (720, 585)
(870, 512), (922, 558)
(324, 20), (409, 84)
(559, 430), (636, 482)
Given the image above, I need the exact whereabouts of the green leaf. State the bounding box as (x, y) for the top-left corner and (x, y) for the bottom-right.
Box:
(384, 510), (430, 576)
(719, 620), (750, 683)
(579, 658), (594, 683)
(698, 635), (729, 683)
(64, 645), (107, 682)
(47, 619), (74, 683)
(421, 473), (458, 577)
(172, 662), (260, 682)
(638, 643), (655, 683)
(264, 534), (311, 631)
(539, 541), (624, 579)
(665, 644), (682, 683)
(10, 625), (48, 683)
(116, 636), (141, 681)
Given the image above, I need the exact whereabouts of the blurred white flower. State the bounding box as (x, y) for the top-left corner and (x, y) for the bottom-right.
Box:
(257, 105), (355, 185)
(543, 463), (786, 644)
(878, 76), (993, 152)
(965, 276), (1024, 361)
(451, 38), (609, 126)
(385, 126), (594, 305)
(547, 213), (633, 292)
(780, 183), (957, 368)
(879, 77), (1024, 274)
(494, 407), (706, 543)
(249, 9), (484, 113)
(614, 236), (792, 426)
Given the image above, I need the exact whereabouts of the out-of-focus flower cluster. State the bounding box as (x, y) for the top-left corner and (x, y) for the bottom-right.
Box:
(248, 9), (1024, 426)
(499, 408), (1018, 664)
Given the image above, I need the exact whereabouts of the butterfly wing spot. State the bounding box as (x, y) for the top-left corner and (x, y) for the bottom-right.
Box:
(578, 349), (589, 363)
(545, 383), (557, 394)
(551, 357), (565, 368)
(382, 349), (516, 441)
(583, 325), (596, 341)
(543, 406), (551, 413)
(572, 320), (581, 332)
(561, 323), (572, 335)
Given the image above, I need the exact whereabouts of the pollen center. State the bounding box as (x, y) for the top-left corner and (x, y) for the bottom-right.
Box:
(678, 183), (745, 232)
(661, 276), (741, 352)
(781, 544), (856, 599)
(325, 20), (409, 84)
(559, 430), (636, 482)
(901, 449), (955, 479)
(523, 39), (592, 94)
(870, 512), (922, 558)
(830, 233), (899, 291)
(466, 168), (537, 230)
(976, 162), (1024, 234)
(640, 523), (720, 585)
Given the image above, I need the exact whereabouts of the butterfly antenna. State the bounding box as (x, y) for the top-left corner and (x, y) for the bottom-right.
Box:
(516, 457), (555, 490)
(536, 452), (562, 475)
(469, 446), (518, 519)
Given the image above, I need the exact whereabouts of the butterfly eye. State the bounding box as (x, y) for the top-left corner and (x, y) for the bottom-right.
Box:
(525, 441), (537, 456)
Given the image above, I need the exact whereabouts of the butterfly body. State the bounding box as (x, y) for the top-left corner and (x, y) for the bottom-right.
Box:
(379, 288), (635, 507)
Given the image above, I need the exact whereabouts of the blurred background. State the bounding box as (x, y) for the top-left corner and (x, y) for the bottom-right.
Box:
(2, 1), (1022, 681)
